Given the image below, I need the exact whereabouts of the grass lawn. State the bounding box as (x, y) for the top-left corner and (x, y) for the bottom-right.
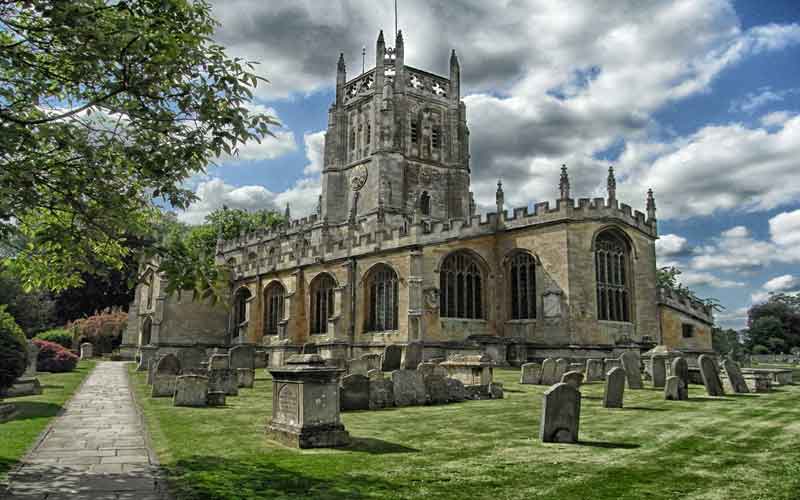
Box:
(131, 364), (800, 500)
(0, 360), (96, 480)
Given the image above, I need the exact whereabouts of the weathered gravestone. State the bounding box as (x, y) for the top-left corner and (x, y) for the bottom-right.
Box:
(177, 346), (207, 372)
(152, 354), (181, 397)
(340, 374), (370, 411)
(5, 340), (42, 397)
(391, 370), (426, 407)
(254, 350), (268, 369)
(554, 358), (569, 382)
(561, 371), (584, 388)
(723, 359), (749, 394)
(207, 391), (226, 406)
(137, 345), (158, 372)
(417, 362), (446, 379)
(540, 358), (557, 385)
(699, 354), (725, 397)
(651, 356), (667, 388)
(603, 367), (625, 408)
(619, 351), (643, 389)
(237, 368), (255, 388)
(520, 363), (542, 385)
(80, 342), (93, 359)
(173, 375), (208, 407)
(381, 345), (402, 372)
(146, 355), (162, 385)
(423, 373), (450, 405)
(446, 378), (467, 402)
(539, 383), (581, 443)
(361, 353), (382, 372)
(568, 363), (585, 374)
(402, 341), (424, 370)
(208, 354), (238, 396)
(671, 357), (690, 390)
(664, 376), (688, 401)
(604, 358), (621, 372)
(585, 359), (604, 382)
(230, 344), (255, 370)
(368, 372), (394, 409)
(347, 358), (370, 376)
(301, 342), (318, 354)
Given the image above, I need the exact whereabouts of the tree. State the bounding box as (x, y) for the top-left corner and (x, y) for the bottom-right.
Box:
(0, 1), (277, 292)
(657, 266), (723, 311)
(0, 270), (56, 336)
(712, 327), (745, 361)
(745, 316), (786, 354)
(746, 293), (800, 353)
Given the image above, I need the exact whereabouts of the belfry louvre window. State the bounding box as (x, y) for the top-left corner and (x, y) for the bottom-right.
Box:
(263, 282), (285, 336)
(595, 231), (631, 322)
(366, 265), (399, 332)
(411, 121), (419, 143)
(420, 191), (431, 216)
(440, 252), (484, 319)
(510, 253), (536, 319)
(432, 125), (441, 149)
(310, 274), (336, 334)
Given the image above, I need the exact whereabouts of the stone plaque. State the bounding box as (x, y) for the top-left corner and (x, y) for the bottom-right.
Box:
(276, 383), (299, 425)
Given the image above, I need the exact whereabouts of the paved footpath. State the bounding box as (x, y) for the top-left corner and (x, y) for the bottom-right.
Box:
(6, 361), (168, 499)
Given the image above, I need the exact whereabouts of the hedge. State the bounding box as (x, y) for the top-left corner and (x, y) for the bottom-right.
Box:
(0, 305), (28, 393)
(34, 339), (78, 373)
(35, 328), (73, 349)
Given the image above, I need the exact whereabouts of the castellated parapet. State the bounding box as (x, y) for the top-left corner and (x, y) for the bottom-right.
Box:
(657, 287), (714, 324)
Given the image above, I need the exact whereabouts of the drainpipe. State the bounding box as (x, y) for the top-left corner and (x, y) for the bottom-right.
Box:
(350, 257), (357, 345)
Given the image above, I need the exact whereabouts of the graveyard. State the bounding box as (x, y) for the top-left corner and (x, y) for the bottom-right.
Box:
(130, 363), (800, 500)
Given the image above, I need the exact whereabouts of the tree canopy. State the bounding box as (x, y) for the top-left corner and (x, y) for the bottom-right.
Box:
(0, 0), (277, 292)
(744, 293), (800, 354)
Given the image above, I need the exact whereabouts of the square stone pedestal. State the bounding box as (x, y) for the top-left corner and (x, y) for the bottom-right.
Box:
(137, 345), (159, 372)
(266, 354), (349, 449)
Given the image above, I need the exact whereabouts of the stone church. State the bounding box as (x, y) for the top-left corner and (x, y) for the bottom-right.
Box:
(121, 30), (714, 366)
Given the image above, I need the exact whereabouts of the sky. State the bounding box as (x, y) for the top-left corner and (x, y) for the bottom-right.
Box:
(184, 0), (800, 330)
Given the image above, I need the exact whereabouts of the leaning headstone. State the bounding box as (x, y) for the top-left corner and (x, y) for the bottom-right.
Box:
(361, 353), (382, 372)
(620, 351), (643, 389)
(651, 356), (667, 388)
(368, 374), (394, 409)
(402, 341), (424, 370)
(340, 374), (370, 411)
(723, 359), (749, 394)
(554, 358), (569, 382)
(664, 376), (688, 401)
(152, 354), (181, 397)
(520, 363), (542, 385)
(80, 342), (93, 359)
(561, 371), (584, 388)
(671, 357), (690, 389)
(540, 358), (557, 385)
(177, 346), (207, 372)
(391, 370), (426, 406)
(446, 378), (467, 402)
(603, 367), (625, 408)
(381, 345), (402, 371)
(539, 383), (581, 443)
(237, 368), (255, 388)
(585, 359), (604, 382)
(699, 354), (725, 396)
(229, 344), (255, 370)
(173, 375), (208, 407)
(347, 358), (370, 376)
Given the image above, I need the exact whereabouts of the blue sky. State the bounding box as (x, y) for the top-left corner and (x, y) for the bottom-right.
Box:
(192, 1), (800, 330)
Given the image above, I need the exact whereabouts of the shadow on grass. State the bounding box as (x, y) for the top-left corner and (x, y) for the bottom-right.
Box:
(167, 456), (399, 499)
(622, 406), (669, 412)
(503, 389), (526, 394)
(686, 397), (735, 403)
(0, 456), (18, 476)
(346, 437), (419, 454)
(577, 440), (640, 449)
(39, 384), (64, 390)
(2, 402), (62, 422)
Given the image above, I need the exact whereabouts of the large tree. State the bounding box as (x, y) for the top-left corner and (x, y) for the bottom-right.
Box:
(745, 293), (800, 354)
(0, 0), (276, 291)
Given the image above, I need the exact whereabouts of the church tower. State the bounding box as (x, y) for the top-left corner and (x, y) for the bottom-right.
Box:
(320, 30), (471, 228)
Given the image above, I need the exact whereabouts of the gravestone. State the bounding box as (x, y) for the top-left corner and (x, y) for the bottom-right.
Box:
(230, 344), (255, 370)
(5, 341), (42, 397)
(418, 362), (446, 379)
(152, 354), (181, 398)
(24, 340), (39, 377)
(209, 354), (229, 370)
(208, 355), (238, 396)
(604, 358), (621, 372)
(137, 345), (158, 371)
(664, 376), (688, 401)
(568, 363), (585, 374)
(173, 375), (208, 407)
(237, 368), (255, 388)
(539, 383), (581, 443)
(585, 359), (604, 382)
(554, 358), (569, 382)
(254, 350), (268, 369)
(699, 354), (725, 396)
(340, 374), (370, 411)
(347, 358), (370, 376)
(561, 371), (584, 388)
(146, 355), (162, 385)
(361, 353), (382, 372)
(540, 358), (558, 385)
(80, 342), (93, 359)
(651, 356), (667, 388)
(368, 373), (394, 409)
(520, 363), (542, 385)
(619, 351), (643, 389)
(301, 343), (318, 354)
(391, 369), (426, 407)
(207, 391), (226, 406)
(381, 345), (402, 371)
(446, 378), (467, 402)
(402, 341), (424, 370)
(177, 346), (206, 371)
(423, 374), (450, 405)
(603, 367), (625, 408)
(723, 359), (749, 394)
(671, 357), (690, 390)
(266, 354), (349, 448)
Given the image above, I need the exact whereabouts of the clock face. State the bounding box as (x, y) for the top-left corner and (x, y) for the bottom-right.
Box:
(350, 164), (368, 191)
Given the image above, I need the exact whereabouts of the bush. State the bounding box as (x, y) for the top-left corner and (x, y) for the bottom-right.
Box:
(35, 328), (73, 349)
(68, 309), (127, 355)
(34, 339), (78, 373)
(0, 305), (28, 394)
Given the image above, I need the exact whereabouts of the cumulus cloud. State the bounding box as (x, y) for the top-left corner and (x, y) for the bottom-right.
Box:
(656, 234), (691, 258)
(729, 86), (799, 114)
(302, 131), (326, 175)
(676, 271), (744, 289)
(763, 274), (800, 292)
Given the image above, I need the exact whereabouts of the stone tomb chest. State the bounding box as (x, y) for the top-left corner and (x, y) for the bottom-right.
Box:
(265, 354), (349, 449)
(440, 354), (493, 387)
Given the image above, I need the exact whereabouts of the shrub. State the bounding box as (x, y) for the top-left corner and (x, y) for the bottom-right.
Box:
(34, 339), (78, 373)
(35, 328), (73, 349)
(0, 305), (28, 394)
(68, 309), (127, 355)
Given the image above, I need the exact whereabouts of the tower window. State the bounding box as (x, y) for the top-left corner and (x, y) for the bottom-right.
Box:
(432, 126), (441, 149)
(595, 230), (632, 322)
(350, 129), (356, 151)
(420, 191), (431, 216)
(366, 122), (371, 147)
(411, 121), (418, 144)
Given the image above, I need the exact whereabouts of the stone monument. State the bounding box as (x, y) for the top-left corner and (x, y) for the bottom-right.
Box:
(539, 383), (581, 443)
(603, 366), (625, 408)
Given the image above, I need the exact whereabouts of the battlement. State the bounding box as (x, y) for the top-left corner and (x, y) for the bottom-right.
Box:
(342, 68), (377, 106)
(657, 287), (714, 324)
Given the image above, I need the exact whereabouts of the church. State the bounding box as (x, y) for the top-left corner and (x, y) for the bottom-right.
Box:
(121, 30), (714, 366)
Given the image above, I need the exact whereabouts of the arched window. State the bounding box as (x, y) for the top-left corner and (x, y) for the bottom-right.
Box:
(310, 273), (336, 334)
(366, 265), (399, 332)
(439, 251), (484, 319)
(141, 317), (152, 345)
(420, 191), (431, 216)
(233, 287), (251, 328)
(595, 230), (631, 322)
(509, 252), (536, 319)
(263, 282), (285, 336)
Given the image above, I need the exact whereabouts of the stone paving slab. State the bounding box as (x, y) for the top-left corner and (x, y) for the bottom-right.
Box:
(5, 362), (169, 499)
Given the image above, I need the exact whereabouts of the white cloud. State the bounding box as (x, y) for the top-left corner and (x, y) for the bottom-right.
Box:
(656, 234), (690, 258)
(715, 306), (749, 328)
(302, 131), (326, 175)
(760, 110), (797, 127)
(678, 271), (744, 289)
(763, 274), (800, 292)
(770, 209), (800, 247)
(730, 87), (799, 114)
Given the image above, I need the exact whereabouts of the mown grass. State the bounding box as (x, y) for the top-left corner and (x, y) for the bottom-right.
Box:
(131, 364), (800, 500)
(0, 360), (96, 480)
